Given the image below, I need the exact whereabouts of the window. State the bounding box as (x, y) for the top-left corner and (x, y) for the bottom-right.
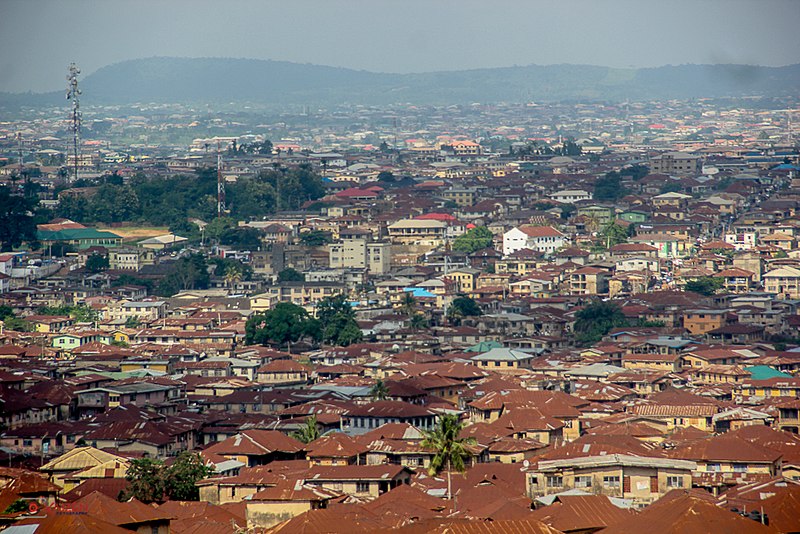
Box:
(356, 482), (370, 493)
(23, 440), (33, 447)
(331, 482), (343, 491)
(707, 463), (721, 472)
(546, 475), (563, 488)
(575, 476), (592, 488)
(667, 476), (684, 488)
(603, 476), (620, 488)
(733, 464), (748, 473)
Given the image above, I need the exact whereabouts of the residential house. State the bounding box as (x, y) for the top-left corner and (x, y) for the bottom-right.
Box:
(527, 455), (696, 506)
(503, 226), (566, 256)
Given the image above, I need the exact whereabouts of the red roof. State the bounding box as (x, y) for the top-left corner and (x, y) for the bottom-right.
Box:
(519, 225), (564, 238)
(204, 430), (304, 456)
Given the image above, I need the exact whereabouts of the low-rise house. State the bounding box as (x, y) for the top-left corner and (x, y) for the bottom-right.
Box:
(82, 418), (200, 457)
(622, 353), (681, 373)
(705, 323), (765, 343)
(203, 430), (306, 467)
(302, 464), (412, 500)
(39, 446), (128, 490)
(691, 364), (750, 386)
(52, 330), (111, 351)
(106, 300), (167, 323)
(629, 393), (720, 431)
(75, 382), (182, 417)
(526, 454), (696, 506)
(25, 314), (73, 333)
(341, 401), (438, 435)
(306, 433), (366, 466)
(245, 480), (338, 530)
(668, 432), (783, 492)
(470, 347), (537, 372)
(257, 360), (311, 386)
(741, 377), (800, 398)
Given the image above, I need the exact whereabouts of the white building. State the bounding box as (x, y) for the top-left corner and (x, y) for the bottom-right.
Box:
(548, 189), (593, 204)
(724, 232), (757, 251)
(503, 226), (566, 256)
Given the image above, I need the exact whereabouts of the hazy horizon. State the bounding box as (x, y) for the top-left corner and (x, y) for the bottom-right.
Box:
(2, 0), (799, 93)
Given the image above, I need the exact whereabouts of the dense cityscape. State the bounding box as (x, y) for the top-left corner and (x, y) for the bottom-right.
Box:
(2, 2), (800, 532)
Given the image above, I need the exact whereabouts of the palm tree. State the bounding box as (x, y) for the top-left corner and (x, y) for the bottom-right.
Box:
(399, 292), (417, 317)
(409, 313), (429, 331)
(224, 263), (243, 289)
(421, 414), (476, 500)
(370, 379), (389, 401)
(290, 414), (320, 444)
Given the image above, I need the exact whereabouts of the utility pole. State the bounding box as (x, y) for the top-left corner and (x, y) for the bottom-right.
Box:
(217, 142), (225, 218)
(66, 63), (81, 183)
(17, 132), (23, 173)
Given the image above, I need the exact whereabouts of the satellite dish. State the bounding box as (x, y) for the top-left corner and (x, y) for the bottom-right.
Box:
(523, 460), (530, 468)
(703, 166), (719, 176)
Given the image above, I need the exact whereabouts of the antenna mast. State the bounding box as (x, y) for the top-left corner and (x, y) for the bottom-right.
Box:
(217, 142), (225, 217)
(66, 63), (82, 183)
(16, 132), (24, 185)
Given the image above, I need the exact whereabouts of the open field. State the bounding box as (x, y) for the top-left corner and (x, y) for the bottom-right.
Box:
(97, 225), (169, 243)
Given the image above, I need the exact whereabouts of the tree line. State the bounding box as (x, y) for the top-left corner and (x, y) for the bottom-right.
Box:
(245, 294), (363, 348)
(54, 164), (326, 227)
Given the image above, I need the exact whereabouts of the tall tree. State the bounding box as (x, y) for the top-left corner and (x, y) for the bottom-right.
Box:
(447, 296), (482, 325)
(245, 302), (320, 347)
(573, 300), (628, 345)
(685, 276), (724, 296)
(277, 267), (305, 282)
(124, 452), (213, 503)
(164, 452), (215, 501)
(594, 171), (628, 202)
(123, 458), (166, 503)
(452, 226), (494, 254)
(156, 254), (210, 297)
(599, 222), (629, 249)
(0, 186), (37, 251)
(421, 414), (476, 500)
(85, 254), (109, 273)
(316, 294), (363, 346)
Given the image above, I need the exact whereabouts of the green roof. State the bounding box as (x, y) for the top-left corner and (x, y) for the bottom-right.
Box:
(744, 365), (791, 380)
(466, 340), (503, 353)
(37, 228), (122, 241)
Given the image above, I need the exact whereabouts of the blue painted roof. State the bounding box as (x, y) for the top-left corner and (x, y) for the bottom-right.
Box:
(744, 365), (791, 380)
(403, 287), (436, 298)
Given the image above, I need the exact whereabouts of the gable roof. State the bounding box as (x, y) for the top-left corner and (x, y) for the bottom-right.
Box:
(528, 494), (634, 532)
(518, 225), (565, 238)
(204, 430), (304, 456)
(40, 446), (125, 473)
(600, 494), (775, 534)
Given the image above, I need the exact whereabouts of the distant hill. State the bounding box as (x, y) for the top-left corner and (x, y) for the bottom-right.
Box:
(3, 57), (800, 108)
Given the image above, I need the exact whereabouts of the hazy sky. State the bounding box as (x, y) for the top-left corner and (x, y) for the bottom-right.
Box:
(1, 0), (799, 93)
